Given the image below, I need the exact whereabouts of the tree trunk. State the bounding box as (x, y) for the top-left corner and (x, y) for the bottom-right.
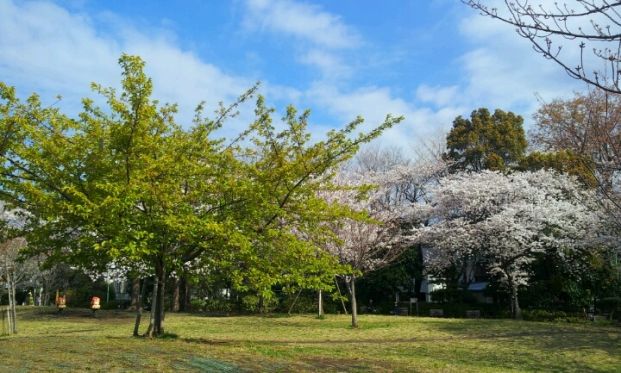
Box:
(287, 289), (302, 315)
(145, 276), (159, 338)
(511, 283), (522, 320)
(346, 275), (358, 328)
(9, 274), (17, 334)
(334, 277), (348, 315)
(133, 279), (147, 337)
(5, 305), (11, 335)
(43, 289), (50, 307)
(6, 270), (14, 334)
(157, 265), (166, 331)
(172, 278), (180, 312)
(317, 289), (323, 317)
(179, 277), (190, 312)
(129, 277), (141, 311)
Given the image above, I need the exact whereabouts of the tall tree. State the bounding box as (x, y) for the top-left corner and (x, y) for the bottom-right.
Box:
(323, 151), (447, 327)
(531, 89), (621, 225)
(0, 55), (402, 337)
(412, 170), (606, 318)
(463, 1), (621, 94)
(445, 108), (527, 172)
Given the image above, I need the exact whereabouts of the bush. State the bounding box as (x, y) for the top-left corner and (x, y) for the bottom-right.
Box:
(204, 298), (232, 313)
(416, 302), (506, 318)
(598, 297), (621, 320)
(190, 298), (206, 312)
(241, 295), (279, 313)
(522, 309), (585, 322)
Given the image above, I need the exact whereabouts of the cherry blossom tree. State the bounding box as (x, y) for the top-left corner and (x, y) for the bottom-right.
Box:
(464, 1), (621, 94)
(323, 151), (448, 327)
(531, 89), (621, 228)
(412, 170), (606, 318)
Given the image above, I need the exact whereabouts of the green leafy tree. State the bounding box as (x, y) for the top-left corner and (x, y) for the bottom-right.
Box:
(0, 55), (402, 337)
(518, 150), (597, 188)
(445, 108), (527, 172)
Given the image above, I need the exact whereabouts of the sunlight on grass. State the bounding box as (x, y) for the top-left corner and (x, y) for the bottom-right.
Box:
(1, 307), (619, 372)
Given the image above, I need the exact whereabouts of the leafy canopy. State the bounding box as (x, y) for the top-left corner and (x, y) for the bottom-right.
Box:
(444, 108), (527, 172)
(0, 54), (404, 302)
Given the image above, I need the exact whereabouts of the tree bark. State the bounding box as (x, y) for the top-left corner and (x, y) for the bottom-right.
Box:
(157, 265), (166, 331)
(317, 289), (323, 317)
(287, 289), (302, 315)
(346, 275), (358, 328)
(6, 270), (14, 334)
(129, 277), (141, 311)
(5, 306), (11, 335)
(179, 277), (190, 312)
(9, 272), (17, 334)
(145, 276), (159, 338)
(511, 282), (522, 320)
(334, 277), (348, 315)
(172, 278), (180, 312)
(133, 279), (147, 337)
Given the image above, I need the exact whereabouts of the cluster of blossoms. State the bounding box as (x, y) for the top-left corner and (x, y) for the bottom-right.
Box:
(410, 169), (608, 315)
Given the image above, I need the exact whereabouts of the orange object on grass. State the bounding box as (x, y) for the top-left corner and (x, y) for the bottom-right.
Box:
(56, 295), (66, 309)
(90, 296), (101, 310)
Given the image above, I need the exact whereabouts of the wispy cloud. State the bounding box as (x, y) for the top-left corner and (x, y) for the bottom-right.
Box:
(0, 0), (256, 131)
(242, 0), (361, 79)
(416, 85), (459, 108)
(0, 0), (585, 157)
(243, 0), (361, 49)
(455, 7), (583, 115)
(306, 82), (465, 152)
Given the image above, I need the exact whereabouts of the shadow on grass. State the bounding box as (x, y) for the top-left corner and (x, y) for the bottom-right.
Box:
(427, 318), (621, 372)
(18, 307), (135, 321)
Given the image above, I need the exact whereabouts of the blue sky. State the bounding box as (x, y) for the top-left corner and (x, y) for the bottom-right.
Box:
(0, 0), (584, 153)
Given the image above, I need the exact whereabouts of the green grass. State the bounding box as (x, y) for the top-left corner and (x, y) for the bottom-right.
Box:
(1, 307), (620, 372)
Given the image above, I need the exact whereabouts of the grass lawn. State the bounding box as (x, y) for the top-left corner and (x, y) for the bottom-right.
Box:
(1, 307), (620, 372)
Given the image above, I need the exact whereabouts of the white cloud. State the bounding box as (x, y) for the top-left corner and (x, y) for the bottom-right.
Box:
(0, 1), (119, 102)
(416, 85), (459, 107)
(0, 0), (255, 135)
(305, 82), (465, 153)
(456, 8), (584, 116)
(242, 0), (361, 79)
(4, 0), (585, 158)
(298, 49), (351, 78)
(243, 0), (361, 49)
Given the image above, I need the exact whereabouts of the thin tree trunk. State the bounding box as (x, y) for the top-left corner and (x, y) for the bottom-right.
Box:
(157, 265), (166, 333)
(10, 275), (17, 334)
(130, 277), (141, 311)
(43, 290), (50, 307)
(133, 279), (147, 337)
(6, 306), (12, 335)
(511, 283), (522, 320)
(287, 289), (303, 315)
(179, 276), (190, 312)
(317, 289), (323, 317)
(6, 270), (13, 335)
(5, 306), (11, 335)
(172, 278), (180, 312)
(145, 276), (159, 338)
(346, 275), (358, 328)
(334, 277), (348, 315)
